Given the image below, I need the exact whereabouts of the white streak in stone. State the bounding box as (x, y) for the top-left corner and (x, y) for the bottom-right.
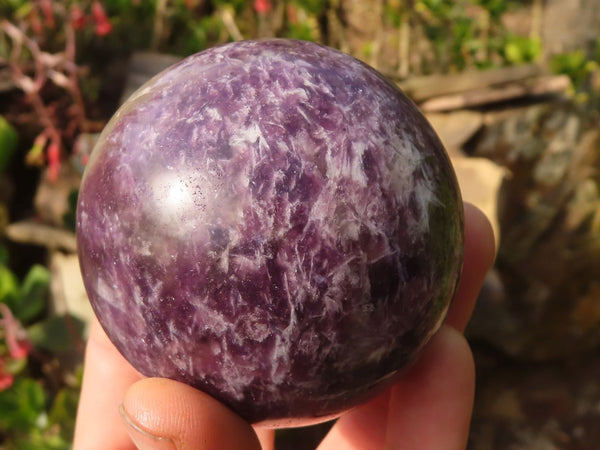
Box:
(96, 276), (117, 306)
(230, 123), (262, 148)
(413, 176), (440, 231)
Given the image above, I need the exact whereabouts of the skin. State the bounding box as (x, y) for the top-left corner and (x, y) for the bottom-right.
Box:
(73, 202), (495, 450)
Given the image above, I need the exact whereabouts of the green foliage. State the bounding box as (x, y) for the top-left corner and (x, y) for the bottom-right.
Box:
(549, 40), (600, 107)
(285, 22), (316, 41)
(0, 378), (74, 449)
(293, 0), (327, 15)
(450, 16), (477, 70)
(550, 50), (595, 90)
(48, 385), (80, 443)
(0, 250), (81, 448)
(502, 34), (541, 65)
(471, 0), (509, 20)
(101, 0), (155, 51)
(0, 261), (49, 325)
(0, 0), (27, 18)
(0, 117), (18, 173)
(0, 264), (20, 308)
(213, 0), (247, 12)
(62, 190), (79, 233)
(14, 265), (50, 324)
(172, 13), (225, 54)
(27, 315), (86, 355)
(411, 0), (539, 73)
(0, 378), (46, 433)
(383, 2), (403, 28)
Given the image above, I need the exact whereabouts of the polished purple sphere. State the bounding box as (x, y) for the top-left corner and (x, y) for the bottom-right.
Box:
(77, 39), (464, 427)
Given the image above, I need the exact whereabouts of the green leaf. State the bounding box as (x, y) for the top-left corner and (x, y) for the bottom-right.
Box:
(62, 189), (79, 232)
(503, 35), (541, 65)
(0, 116), (18, 173)
(13, 2), (34, 20)
(294, 0), (327, 15)
(0, 378), (72, 449)
(0, 377), (46, 432)
(27, 315), (85, 354)
(0, 245), (8, 266)
(16, 435), (71, 450)
(4, 356), (27, 375)
(0, 263), (20, 307)
(15, 264), (50, 323)
(20, 379), (46, 419)
(550, 50), (589, 89)
(470, 0), (508, 20)
(49, 387), (80, 442)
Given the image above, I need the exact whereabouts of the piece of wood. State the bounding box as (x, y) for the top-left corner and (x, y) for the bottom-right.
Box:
(396, 64), (543, 102)
(5, 220), (77, 252)
(420, 74), (571, 112)
(425, 110), (484, 154)
(49, 251), (94, 337)
(451, 156), (506, 246)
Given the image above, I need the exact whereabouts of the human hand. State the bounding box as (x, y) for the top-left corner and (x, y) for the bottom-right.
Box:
(73, 202), (495, 450)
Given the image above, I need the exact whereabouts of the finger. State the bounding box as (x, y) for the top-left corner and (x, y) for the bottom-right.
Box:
(120, 377), (263, 450)
(316, 389), (390, 450)
(253, 428), (276, 450)
(444, 202), (496, 332)
(384, 325), (475, 449)
(318, 203), (491, 450)
(73, 318), (143, 450)
(318, 326), (474, 450)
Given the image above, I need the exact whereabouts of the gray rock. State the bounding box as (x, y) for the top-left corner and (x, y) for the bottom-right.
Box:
(468, 101), (600, 360)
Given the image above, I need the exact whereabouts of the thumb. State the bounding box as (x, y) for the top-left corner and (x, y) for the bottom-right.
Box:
(120, 378), (262, 450)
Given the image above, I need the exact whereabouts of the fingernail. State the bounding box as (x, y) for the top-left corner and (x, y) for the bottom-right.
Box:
(119, 403), (176, 450)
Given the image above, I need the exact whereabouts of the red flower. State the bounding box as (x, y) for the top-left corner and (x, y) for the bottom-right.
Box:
(92, 1), (113, 36)
(254, 0), (272, 14)
(0, 371), (14, 391)
(0, 304), (30, 361)
(46, 141), (61, 182)
(0, 302), (29, 391)
(70, 4), (87, 30)
(29, 8), (43, 35)
(40, 0), (55, 29)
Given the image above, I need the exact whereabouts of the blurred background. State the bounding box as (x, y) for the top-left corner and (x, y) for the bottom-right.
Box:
(1, 0), (599, 448)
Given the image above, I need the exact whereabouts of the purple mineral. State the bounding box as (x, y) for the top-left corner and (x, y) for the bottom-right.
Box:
(76, 39), (464, 427)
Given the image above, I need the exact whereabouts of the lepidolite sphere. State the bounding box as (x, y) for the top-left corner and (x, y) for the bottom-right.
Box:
(77, 39), (464, 426)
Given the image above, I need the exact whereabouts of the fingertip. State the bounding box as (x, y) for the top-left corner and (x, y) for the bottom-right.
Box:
(385, 325), (475, 450)
(119, 401), (176, 450)
(73, 318), (142, 450)
(397, 325), (475, 409)
(121, 378), (262, 450)
(430, 325), (475, 387)
(463, 202), (497, 269)
(445, 202), (496, 332)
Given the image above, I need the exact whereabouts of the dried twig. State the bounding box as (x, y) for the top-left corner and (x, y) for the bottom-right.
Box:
(419, 74), (571, 112)
(220, 7), (244, 41)
(0, 7), (95, 180)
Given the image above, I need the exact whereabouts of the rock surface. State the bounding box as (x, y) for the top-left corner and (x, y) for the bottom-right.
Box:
(469, 344), (600, 450)
(467, 101), (600, 360)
